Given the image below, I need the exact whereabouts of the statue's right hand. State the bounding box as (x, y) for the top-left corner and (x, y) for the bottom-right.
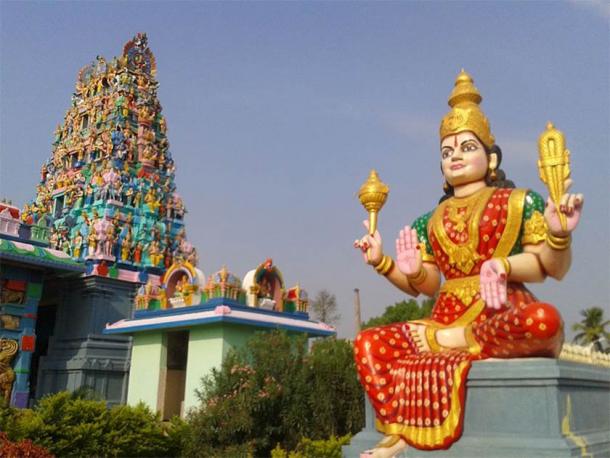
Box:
(396, 226), (423, 276)
(354, 220), (383, 265)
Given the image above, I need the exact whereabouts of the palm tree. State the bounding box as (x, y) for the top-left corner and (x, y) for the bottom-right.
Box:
(572, 307), (610, 351)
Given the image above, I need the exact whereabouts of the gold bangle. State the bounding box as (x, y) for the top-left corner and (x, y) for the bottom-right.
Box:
(373, 255), (385, 270)
(373, 255), (387, 272)
(407, 266), (427, 285)
(546, 232), (571, 251)
(495, 257), (511, 276)
(374, 255), (394, 276)
(425, 326), (441, 353)
(380, 257), (394, 276)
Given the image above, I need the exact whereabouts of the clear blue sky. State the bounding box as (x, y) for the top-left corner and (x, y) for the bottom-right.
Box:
(1, 1), (608, 338)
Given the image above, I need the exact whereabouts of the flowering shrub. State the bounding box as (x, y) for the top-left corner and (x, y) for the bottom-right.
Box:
(0, 432), (54, 458)
(184, 331), (363, 457)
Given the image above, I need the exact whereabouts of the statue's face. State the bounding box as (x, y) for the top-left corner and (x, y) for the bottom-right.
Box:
(440, 131), (488, 187)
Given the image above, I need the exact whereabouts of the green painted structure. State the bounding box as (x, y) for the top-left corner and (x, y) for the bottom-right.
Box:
(108, 299), (335, 419)
(127, 332), (165, 412)
(127, 323), (274, 415)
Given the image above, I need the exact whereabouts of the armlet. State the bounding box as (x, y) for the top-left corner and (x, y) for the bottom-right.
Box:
(522, 210), (547, 245)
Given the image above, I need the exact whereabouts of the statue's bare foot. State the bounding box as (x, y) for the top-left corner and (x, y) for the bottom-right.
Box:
(404, 324), (468, 351)
(361, 435), (408, 458)
(402, 323), (430, 352)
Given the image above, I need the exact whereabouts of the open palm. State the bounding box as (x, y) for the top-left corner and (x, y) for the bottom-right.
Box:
(396, 226), (422, 276)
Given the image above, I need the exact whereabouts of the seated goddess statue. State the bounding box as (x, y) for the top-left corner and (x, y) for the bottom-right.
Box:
(353, 71), (583, 458)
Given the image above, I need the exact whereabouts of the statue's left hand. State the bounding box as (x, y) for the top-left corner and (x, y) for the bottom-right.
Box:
(545, 179), (584, 236)
(480, 259), (508, 309)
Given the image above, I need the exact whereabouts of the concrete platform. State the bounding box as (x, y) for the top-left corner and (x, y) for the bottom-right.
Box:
(343, 358), (610, 457)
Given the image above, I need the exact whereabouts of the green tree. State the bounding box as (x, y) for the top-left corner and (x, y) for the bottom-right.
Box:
(185, 331), (363, 457)
(572, 307), (610, 351)
(302, 338), (363, 439)
(311, 290), (340, 326)
(361, 298), (434, 329)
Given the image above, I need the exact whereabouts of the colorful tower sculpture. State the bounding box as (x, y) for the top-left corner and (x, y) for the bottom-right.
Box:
(23, 32), (196, 283)
(19, 34), (197, 405)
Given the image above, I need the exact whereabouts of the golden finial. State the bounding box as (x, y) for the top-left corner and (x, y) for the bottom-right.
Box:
(220, 265), (228, 282)
(538, 122), (571, 231)
(358, 169), (389, 235)
(440, 70), (495, 148)
(448, 70), (482, 107)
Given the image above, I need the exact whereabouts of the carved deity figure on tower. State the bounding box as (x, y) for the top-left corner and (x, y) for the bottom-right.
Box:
(353, 71), (584, 457)
(23, 33), (197, 277)
(0, 339), (18, 403)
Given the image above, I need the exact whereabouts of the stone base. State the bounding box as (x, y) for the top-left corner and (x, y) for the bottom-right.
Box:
(343, 358), (610, 457)
(35, 276), (137, 406)
(36, 334), (131, 407)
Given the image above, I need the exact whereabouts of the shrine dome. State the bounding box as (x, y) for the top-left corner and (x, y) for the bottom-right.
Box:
(203, 266), (245, 303)
(210, 267), (242, 287)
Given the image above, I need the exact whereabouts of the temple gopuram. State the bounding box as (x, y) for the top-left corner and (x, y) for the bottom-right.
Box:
(1, 33), (335, 411)
(1, 33), (198, 407)
(22, 32), (196, 278)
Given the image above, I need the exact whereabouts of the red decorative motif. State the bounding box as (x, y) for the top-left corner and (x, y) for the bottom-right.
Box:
(97, 261), (109, 277)
(4, 280), (26, 292)
(21, 335), (36, 352)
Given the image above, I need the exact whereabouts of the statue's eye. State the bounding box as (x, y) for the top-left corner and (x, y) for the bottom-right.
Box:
(462, 142), (478, 152)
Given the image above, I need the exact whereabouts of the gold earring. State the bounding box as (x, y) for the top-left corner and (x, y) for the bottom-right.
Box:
(443, 181), (450, 193)
(489, 167), (497, 181)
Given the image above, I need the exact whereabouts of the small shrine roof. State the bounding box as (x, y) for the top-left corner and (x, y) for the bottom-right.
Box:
(104, 299), (335, 338)
(0, 238), (85, 273)
(0, 202), (20, 219)
(210, 268), (241, 287)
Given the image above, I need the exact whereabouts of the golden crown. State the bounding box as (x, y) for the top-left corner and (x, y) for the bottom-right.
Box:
(439, 70), (495, 149)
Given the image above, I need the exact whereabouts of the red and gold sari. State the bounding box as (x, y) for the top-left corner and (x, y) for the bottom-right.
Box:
(354, 187), (564, 450)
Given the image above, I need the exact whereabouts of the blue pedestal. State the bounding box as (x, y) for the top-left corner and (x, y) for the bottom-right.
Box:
(343, 358), (610, 457)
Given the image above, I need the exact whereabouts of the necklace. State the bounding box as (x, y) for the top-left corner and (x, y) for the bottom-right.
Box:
(430, 187), (494, 274)
(447, 206), (471, 233)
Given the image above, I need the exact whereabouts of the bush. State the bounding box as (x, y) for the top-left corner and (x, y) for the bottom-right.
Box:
(0, 333), (363, 457)
(184, 331), (363, 457)
(271, 434), (351, 458)
(0, 391), (186, 457)
(105, 403), (185, 457)
(0, 432), (54, 458)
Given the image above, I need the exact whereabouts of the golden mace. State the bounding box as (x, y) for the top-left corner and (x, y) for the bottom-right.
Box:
(537, 122), (571, 231)
(358, 169), (389, 236)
